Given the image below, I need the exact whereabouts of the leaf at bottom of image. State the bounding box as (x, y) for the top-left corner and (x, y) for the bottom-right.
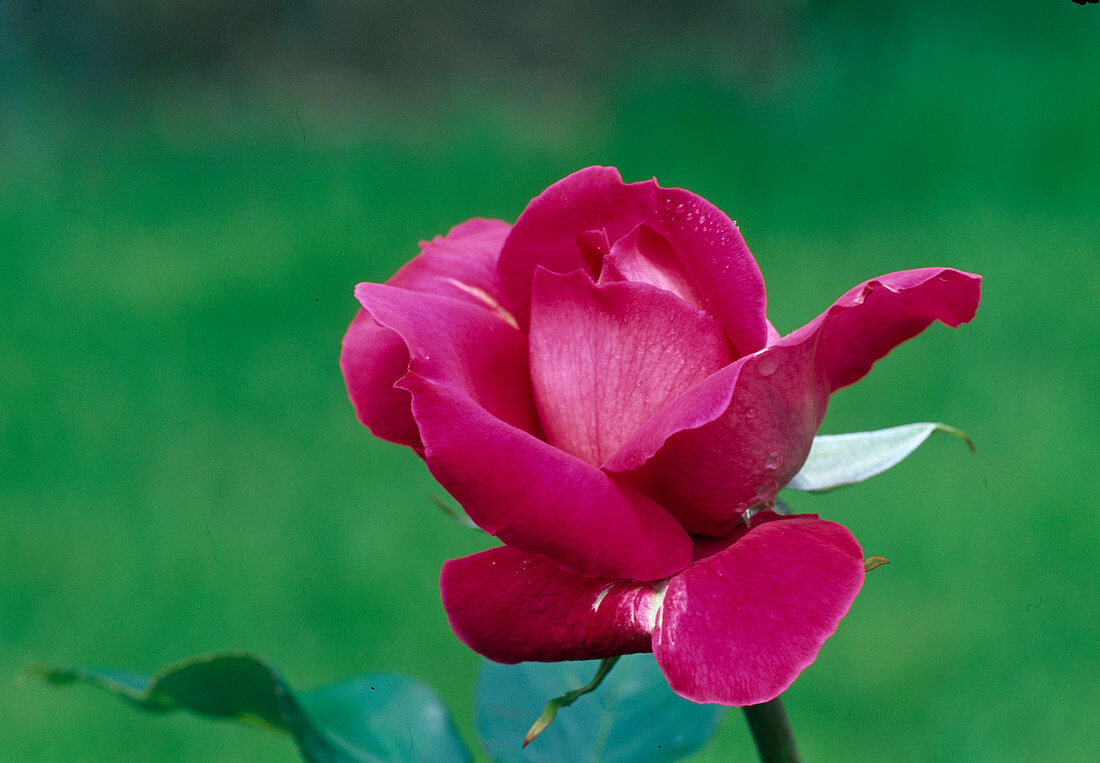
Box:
(24, 651), (471, 763)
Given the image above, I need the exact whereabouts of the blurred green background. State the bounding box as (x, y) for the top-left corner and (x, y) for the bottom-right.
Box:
(3, 1), (1097, 760)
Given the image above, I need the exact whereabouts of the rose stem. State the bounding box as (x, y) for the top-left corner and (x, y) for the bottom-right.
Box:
(742, 696), (800, 763)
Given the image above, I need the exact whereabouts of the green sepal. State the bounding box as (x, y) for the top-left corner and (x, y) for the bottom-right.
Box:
(787, 422), (973, 493)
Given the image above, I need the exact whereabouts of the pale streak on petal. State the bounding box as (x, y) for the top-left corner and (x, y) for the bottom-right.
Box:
(442, 277), (519, 329)
(648, 579), (669, 635)
(591, 584), (615, 613)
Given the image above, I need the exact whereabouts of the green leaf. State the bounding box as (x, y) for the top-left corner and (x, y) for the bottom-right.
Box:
(23, 651), (470, 763)
(786, 422), (973, 493)
(476, 653), (723, 762)
(298, 673), (471, 762)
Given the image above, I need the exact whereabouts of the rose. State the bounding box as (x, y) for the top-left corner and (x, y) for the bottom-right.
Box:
(341, 167), (981, 705)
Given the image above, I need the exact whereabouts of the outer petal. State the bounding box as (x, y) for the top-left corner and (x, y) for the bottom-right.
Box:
(340, 309), (422, 449)
(391, 218), (513, 315)
(529, 268), (734, 466)
(605, 268), (981, 535)
(497, 166), (768, 356)
(359, 283), (694, 581)
(605, 341), (826, 536)
(406, 374), (693, 581)
(798, 268), (982, 392)
(440, 546), (655, 664)
(356, 283), (536, 434)
(340, 218), (513, 448)
(653, 516), (865, 706)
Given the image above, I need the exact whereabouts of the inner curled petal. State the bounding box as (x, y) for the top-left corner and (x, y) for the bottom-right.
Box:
(598, 223), (706, 310)
(529, 267), (734, 466)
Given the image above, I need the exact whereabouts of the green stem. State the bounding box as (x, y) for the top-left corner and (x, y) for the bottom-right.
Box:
(743, 696), (800, 763)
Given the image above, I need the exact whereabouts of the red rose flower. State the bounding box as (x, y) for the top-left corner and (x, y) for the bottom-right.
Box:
(341, 167), (980, 705)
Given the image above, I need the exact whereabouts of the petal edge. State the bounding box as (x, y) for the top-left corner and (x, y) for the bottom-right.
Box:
(653, 516), (865, 706)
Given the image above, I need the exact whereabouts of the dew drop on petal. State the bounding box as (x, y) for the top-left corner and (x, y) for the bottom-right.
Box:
(765, 451), (781, 470)
(757, 356), (778, 377)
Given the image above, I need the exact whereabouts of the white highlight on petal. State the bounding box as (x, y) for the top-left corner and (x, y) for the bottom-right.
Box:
(647, 579), (669, 634)
(442, 278), (519, 330)
(591, 584), (615, 613)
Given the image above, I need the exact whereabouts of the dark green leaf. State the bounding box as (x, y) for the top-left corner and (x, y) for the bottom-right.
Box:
(24, 651), (469, 763)
(476, 653), (723, 762)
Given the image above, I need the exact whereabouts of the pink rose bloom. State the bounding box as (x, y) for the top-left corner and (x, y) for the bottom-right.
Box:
(341, 167), (980, 706)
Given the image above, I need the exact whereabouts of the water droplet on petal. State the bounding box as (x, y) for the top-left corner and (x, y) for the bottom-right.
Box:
(765, 451), (781, 470)
(757, 356), (778, 377)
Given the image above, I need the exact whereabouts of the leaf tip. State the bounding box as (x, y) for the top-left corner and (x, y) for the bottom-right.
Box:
(17, 663), (72, 687)
(937, 423), (975, 453)
(523, 702), (558, 748)
(429, 494), (481, 530)
(959, 432), (975, 454)
(864, 556), (890, 572)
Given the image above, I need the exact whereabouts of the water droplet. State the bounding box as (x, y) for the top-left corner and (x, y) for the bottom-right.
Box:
(675, 203), (685, 213)
(757, 356), (778, 377)
(685, 211), (694, 221)
(765, 451), (781, 470)
(744, 408), (757, 420)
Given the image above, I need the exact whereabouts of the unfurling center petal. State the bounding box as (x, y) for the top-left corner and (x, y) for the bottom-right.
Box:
(528, 267), (735, 466)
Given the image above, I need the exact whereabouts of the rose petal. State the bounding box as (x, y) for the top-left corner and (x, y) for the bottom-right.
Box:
(653, 516), (865, 706)
(796, 268), (982, 392)
(605, 342), (825, 535)
(358, 283), (694, 581)
(497, 166), (768, 355)
(598, 223), (705, 308)
(356, 283), (536, 434)
(391, 218), (513, 318)
(404, 373), (693, 580)
(605, 267), (982, 535)
(657, 184), (768, 356)
(340, 218), (513, 447)
(529, 268), (734, 466)
(340, 309), (422, 450)
(440, 546), (655, 663)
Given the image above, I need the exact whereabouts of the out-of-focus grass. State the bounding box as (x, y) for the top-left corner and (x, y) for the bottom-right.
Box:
(3, 2), (1097, 760)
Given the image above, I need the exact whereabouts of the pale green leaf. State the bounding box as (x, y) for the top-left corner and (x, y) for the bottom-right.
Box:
(786, 422), (972, 493)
